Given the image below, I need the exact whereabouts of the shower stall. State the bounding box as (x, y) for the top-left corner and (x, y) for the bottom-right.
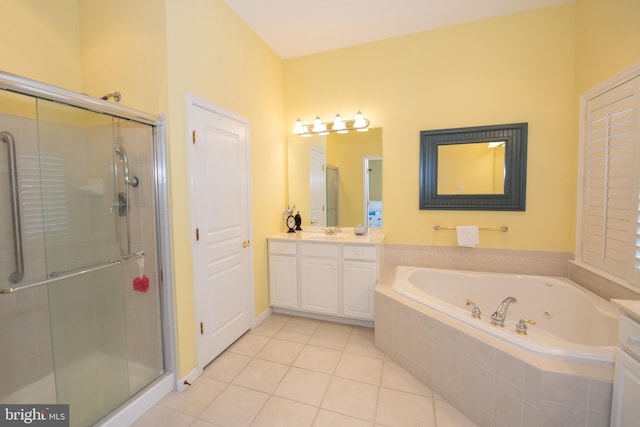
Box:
(0, 72), (174, 426)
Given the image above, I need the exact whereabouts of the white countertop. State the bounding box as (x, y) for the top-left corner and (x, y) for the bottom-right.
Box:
(612, 299), (640, 322)
(268, 229), (384, 244)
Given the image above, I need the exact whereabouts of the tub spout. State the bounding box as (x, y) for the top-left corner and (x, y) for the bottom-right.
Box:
(490, 296), (517, 327)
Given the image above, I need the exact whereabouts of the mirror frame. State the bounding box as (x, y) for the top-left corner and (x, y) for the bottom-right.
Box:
(419, 122), (527, 211)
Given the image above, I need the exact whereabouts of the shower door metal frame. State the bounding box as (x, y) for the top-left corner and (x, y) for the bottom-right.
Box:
(0, 70), (177, 420)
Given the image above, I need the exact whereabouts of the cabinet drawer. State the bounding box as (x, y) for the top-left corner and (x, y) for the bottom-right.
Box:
(300, 243), (338, 258)
(619, 314), (640, 359)
(269, 241), (297, 255)
(343, 245), (377, 261)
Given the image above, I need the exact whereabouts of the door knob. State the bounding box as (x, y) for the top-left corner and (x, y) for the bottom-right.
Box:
(242, 240), (251, 248)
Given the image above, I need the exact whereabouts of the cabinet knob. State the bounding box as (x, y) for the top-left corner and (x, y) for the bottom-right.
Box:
(242, 240), (251, 248)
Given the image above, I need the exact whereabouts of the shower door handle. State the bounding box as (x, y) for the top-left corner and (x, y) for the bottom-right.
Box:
(1, 131), (24, 284)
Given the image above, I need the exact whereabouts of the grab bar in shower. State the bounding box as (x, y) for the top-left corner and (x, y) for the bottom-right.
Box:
(433, 224), (509, 232)
(1, 131), (24, 284)
(0, 251), (144, 295)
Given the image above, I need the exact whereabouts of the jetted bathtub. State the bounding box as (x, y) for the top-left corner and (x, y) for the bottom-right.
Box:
(392, 265), (619, 366)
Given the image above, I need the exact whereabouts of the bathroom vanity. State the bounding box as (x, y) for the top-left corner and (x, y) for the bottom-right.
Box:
(267, 230), (383, 324)
(611, 299), (640, 427)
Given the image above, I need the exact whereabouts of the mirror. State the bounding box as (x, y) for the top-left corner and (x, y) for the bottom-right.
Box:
(437, 142), (505, 195)
(419, 123), (527, 210)
(288, 128), (383, 228)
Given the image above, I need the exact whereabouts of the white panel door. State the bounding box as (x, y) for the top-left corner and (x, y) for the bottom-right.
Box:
(189, 99), (253, 370)
(309, 146), (326, 226)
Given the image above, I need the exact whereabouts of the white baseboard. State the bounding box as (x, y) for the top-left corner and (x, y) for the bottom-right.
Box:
(254, 307), (273, 327)
(176, 368), (199, 392)
(97, 374), (174, 427)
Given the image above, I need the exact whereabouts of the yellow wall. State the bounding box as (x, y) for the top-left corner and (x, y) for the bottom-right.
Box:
(576, 0), (640, 95)
(78, 0), (169, 114)
(2, 0), (82, 91)
(164, 0), (285, 376)
(3, 0), (284, 380)
(285, 4), (577, 251)
(4, 0), (640, 384)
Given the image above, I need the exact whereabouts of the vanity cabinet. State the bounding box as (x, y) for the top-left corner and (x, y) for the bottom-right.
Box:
(300, 244), (339, 315)
(343, 246), (378, 319)
(611, 307), (640, 427)
(267, 234), (382, 322)
(267, 241), (298, 309)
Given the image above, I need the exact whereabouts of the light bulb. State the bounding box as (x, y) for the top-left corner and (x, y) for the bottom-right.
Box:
(312, 116), (324, 133)
(353, 110), (368, 129)
(293, 118), (304, 134)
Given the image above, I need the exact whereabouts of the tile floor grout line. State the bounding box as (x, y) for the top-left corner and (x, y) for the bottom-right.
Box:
(136, 313), (477, 426)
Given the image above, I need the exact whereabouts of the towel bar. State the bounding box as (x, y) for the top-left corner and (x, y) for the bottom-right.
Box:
(434, 225), (509, 232)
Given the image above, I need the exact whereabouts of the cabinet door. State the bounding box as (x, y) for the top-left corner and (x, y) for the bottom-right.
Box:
(343, 260), (377, 320)
(300, 257), (339, 315)
(611, 348), (640, 427)
(268, 255), (298, 309)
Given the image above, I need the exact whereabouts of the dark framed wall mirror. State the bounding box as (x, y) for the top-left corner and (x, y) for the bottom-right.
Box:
(419, 123), (528, 210)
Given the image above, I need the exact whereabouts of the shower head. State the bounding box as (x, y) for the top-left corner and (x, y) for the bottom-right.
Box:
(114, 146), (128, 163)
(114, 146), (139, 187)
(101, 92), (121, 102)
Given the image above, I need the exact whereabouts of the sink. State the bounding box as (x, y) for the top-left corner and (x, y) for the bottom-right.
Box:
(304, 233), (349, 241)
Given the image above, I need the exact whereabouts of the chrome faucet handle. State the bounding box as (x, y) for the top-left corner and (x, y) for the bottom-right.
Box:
(515, 319), (536, 336)
(465, 299), (482, 319)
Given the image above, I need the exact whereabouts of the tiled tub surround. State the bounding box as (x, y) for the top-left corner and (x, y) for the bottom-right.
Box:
(384, 244), (640, 302)
(383, 244), (574, 277)
(392, 265), (618, 365)
(569, 261), (640, 302)
(375, 268), (615, 427)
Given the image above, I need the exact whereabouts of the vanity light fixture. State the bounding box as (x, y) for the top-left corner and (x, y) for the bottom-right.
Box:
(333, 114), (347, 133)
(293, 111), (370, 136)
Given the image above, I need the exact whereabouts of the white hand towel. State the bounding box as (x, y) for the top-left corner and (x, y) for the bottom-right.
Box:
(456, 226), (479, 248)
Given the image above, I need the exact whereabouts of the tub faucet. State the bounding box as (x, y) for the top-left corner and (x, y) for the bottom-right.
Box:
(490, 296), (517, 327)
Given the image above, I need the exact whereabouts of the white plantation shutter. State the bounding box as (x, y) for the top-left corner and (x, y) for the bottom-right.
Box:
(581, 76), (640, 287)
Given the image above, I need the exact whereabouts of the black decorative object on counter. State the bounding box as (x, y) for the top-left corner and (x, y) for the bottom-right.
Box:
(294, 211), (302, 231)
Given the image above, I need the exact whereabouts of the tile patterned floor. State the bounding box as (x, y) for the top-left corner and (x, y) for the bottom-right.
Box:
(132, 313), (477, 427)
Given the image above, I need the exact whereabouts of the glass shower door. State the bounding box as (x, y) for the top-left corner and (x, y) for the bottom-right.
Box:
(0, 89), (57, 405)
(35, 99), (132, 426)
(35, 98), (164, 426)
(0, 82), (164, 427)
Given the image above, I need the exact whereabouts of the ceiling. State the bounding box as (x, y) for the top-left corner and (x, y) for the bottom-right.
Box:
(223, 0), (573, 59)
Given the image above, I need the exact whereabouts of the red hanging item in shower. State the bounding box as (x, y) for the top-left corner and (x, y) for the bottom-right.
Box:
(133, 253), (149, 293)
(133, 275), (149, 292)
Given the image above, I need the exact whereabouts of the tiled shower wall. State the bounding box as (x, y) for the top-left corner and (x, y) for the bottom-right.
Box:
(0, 111), (54, 401)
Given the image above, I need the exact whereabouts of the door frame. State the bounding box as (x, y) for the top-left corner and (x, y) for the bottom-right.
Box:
(185, 93), (255, 372)
(363, 156), (382, 227)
